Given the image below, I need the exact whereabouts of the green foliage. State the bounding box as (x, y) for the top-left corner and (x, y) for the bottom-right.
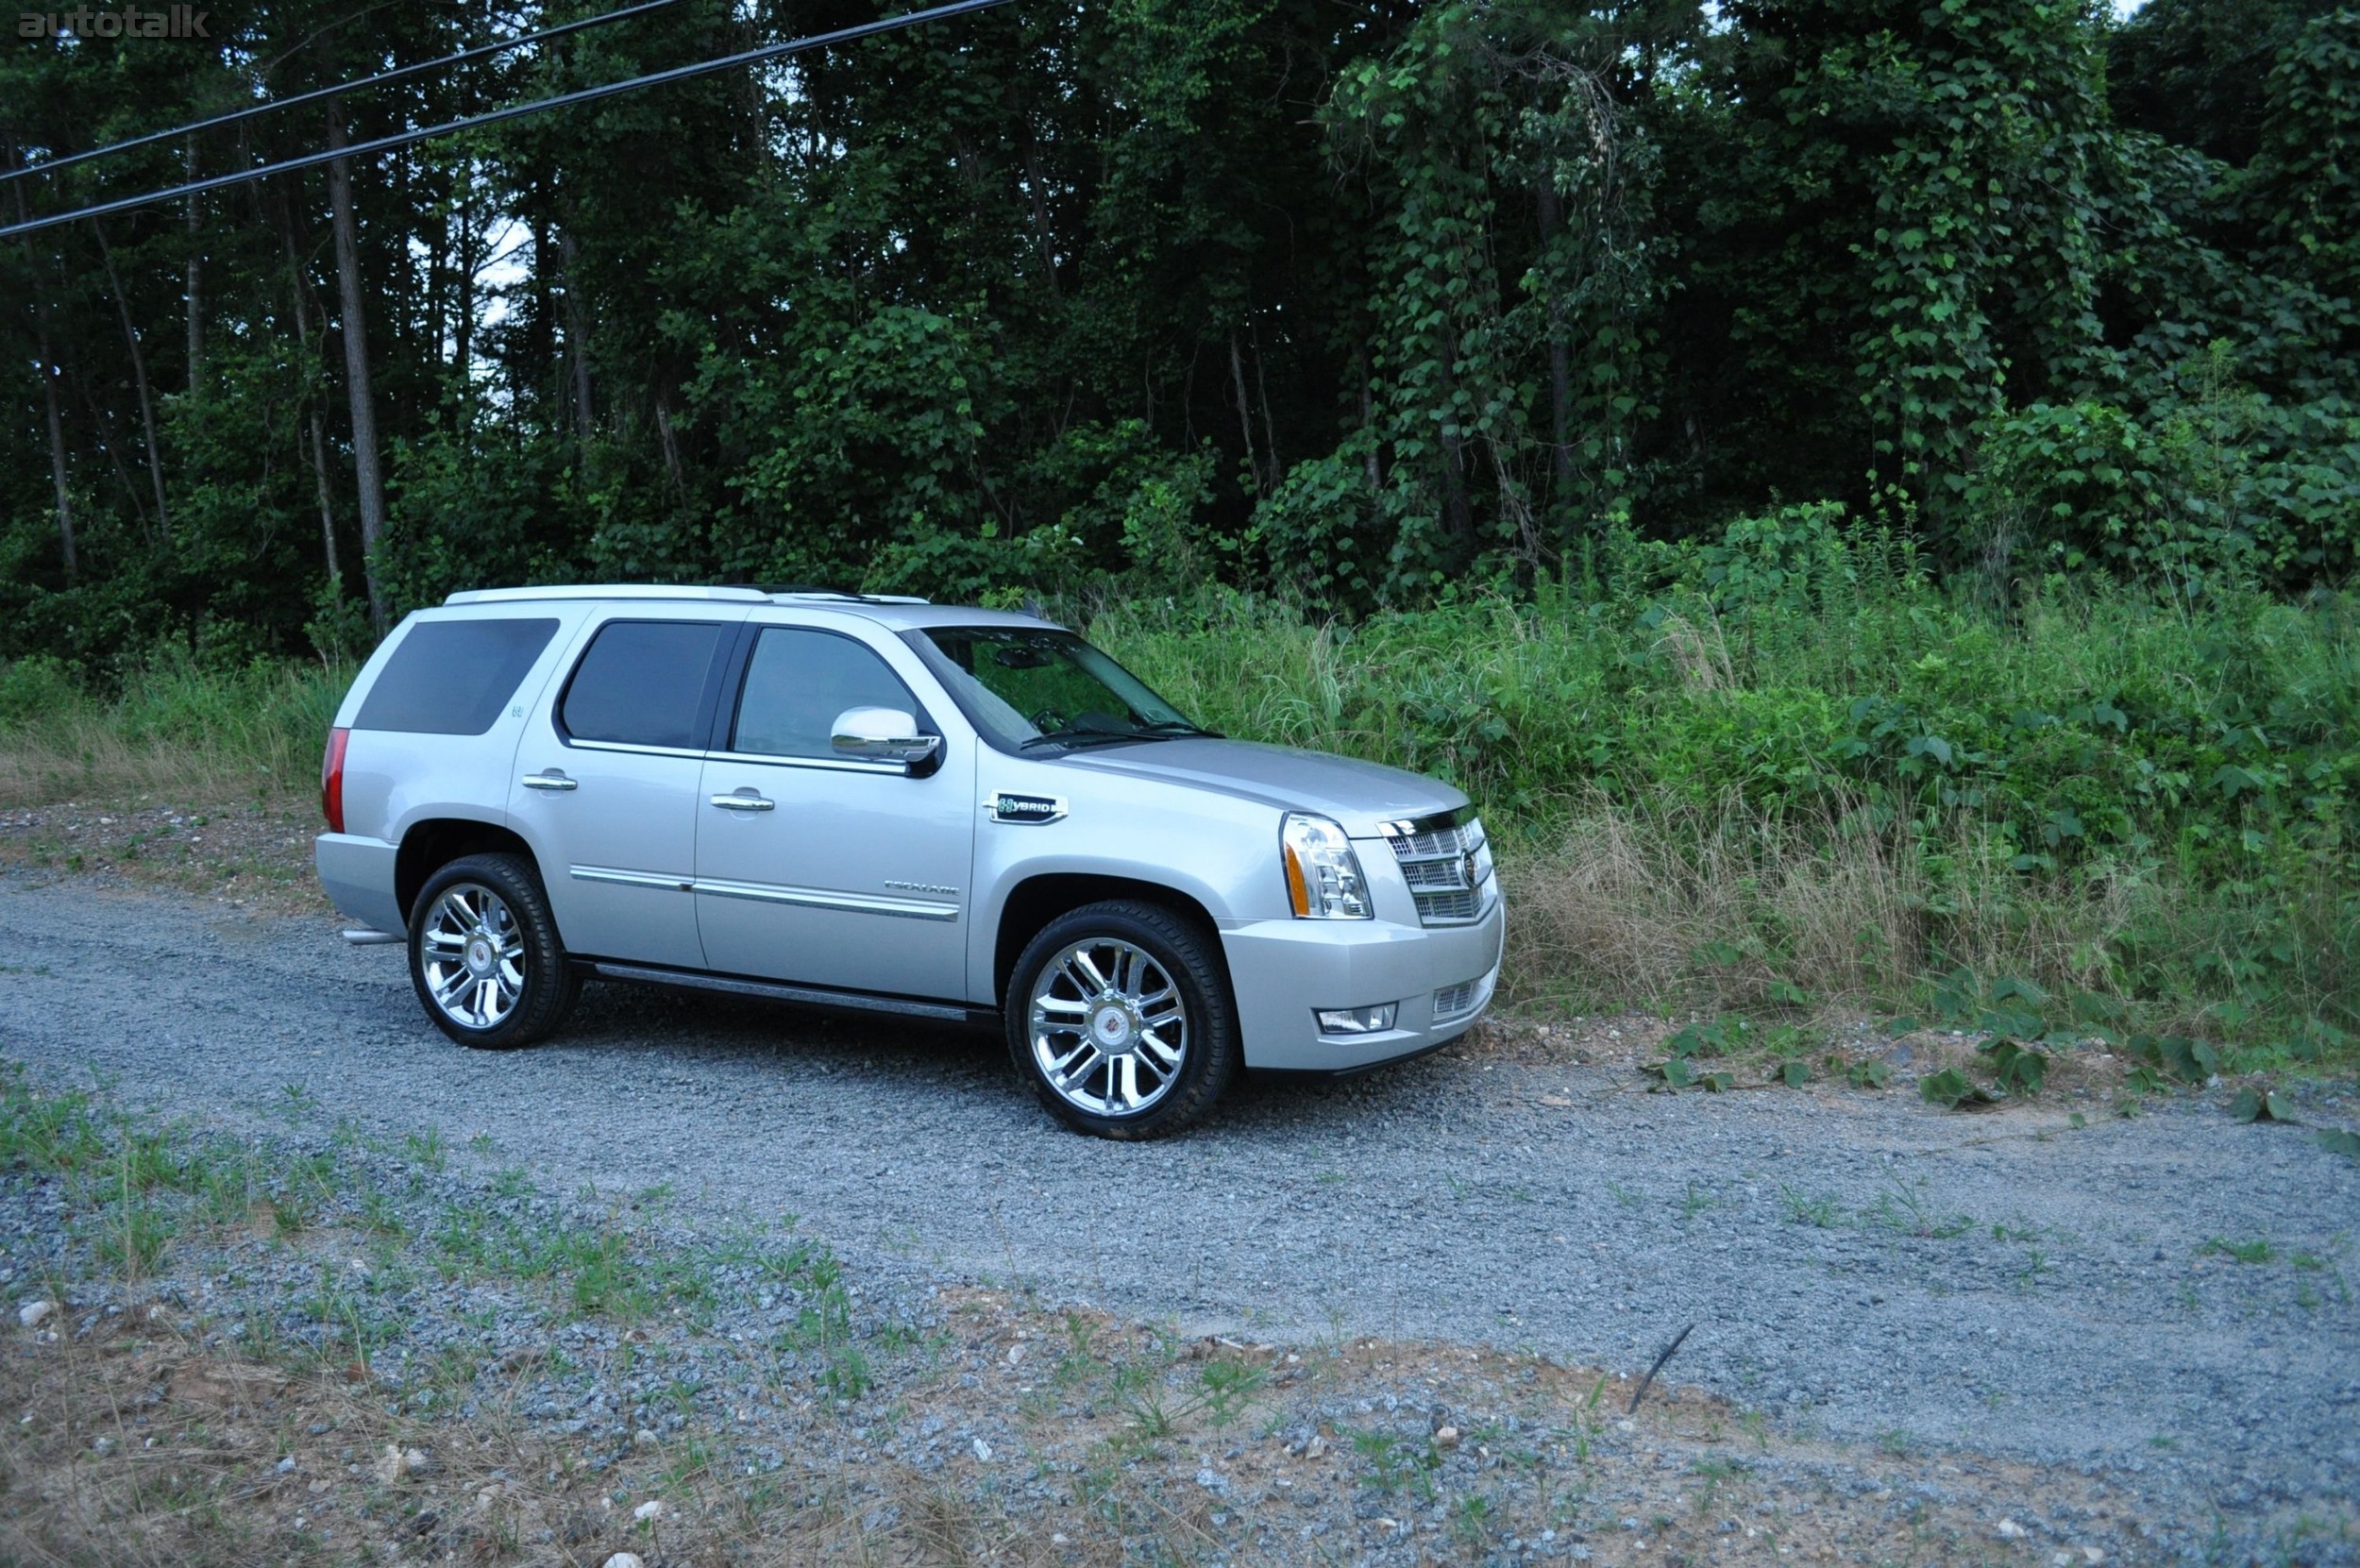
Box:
(1919, 1068), (1997, 1110)
(2229, 1086), (2293, 1122)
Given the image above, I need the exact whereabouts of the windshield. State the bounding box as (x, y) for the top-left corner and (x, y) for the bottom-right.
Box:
(907, 627), (1210, 752)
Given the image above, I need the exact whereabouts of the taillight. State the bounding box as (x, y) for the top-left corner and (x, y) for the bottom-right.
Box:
(322, 727), (349, 834)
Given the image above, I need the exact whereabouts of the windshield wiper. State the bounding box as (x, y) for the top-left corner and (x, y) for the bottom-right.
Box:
(1019, 729), (1172, 751)
(1139, 720), (1222, 738)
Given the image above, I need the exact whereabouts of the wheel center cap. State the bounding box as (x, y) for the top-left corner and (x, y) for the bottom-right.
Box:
(466, 936), (495, 974)
(1091, 1004), (1134, 1051)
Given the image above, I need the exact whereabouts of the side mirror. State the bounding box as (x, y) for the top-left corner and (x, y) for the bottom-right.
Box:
(831, 706), (940, 769)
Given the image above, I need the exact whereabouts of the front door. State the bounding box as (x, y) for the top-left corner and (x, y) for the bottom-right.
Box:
(694, 625), (974, 1000)
(509, 614), (741, 970)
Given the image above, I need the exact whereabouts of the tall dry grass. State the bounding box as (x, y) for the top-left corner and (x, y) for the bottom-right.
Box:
(1501, 787), (2150, 1018)
(0, 653), (349, 809)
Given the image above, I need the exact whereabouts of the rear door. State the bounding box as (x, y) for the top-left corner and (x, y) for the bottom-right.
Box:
(694, 623), (976, 999)
(508, 611), (745, 969)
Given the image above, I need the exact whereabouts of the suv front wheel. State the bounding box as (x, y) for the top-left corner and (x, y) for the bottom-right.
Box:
(408, 852), (579, 1050)
(1007, 900), (1238, 1138)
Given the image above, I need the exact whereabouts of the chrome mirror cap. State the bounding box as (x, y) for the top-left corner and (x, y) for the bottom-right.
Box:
(831, 706), (940, 767)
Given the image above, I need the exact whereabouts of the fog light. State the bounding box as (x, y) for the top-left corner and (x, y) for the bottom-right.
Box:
(1316, 1003), (1398, 1036)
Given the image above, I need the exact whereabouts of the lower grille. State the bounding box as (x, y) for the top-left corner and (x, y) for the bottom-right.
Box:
(1432, 964), (1497, 1025)
(1382, 814), (1494, 927)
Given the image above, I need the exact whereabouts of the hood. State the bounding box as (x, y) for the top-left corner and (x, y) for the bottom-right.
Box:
(1057, 737), (1467, 836)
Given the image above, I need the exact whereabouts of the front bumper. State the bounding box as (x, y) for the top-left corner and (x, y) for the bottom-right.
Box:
(1220, 897), (1505, 1072)
(315, 832), (403, 936)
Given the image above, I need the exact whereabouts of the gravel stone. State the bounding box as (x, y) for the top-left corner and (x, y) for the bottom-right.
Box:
(2, 872), (2356, 1560)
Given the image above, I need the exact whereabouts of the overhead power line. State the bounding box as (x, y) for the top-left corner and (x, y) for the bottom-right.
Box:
(0, 0), (1017, 240)
(0, 0), (684, 188)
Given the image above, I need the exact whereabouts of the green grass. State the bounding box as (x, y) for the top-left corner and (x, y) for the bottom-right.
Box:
(0, 644), (348, 808)
(1093, 531), (2356, 1064)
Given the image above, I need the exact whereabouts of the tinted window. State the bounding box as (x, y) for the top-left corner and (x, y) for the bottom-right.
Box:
(354, 617), (558, 735)
(561, 620), (726, 749)
(732, 628), (919, 757)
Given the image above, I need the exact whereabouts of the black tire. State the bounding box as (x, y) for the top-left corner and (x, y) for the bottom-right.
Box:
(1005, 899), (1239, 1138)
(407, 851), (579, 1050)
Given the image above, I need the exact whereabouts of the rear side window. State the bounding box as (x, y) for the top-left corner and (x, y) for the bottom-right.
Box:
(561, 620), (727, 750)
(731, 628), (923, 758)
(353, 618), (559, 735)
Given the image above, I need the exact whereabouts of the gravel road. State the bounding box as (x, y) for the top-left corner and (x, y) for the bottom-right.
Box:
(3, 870), (2354, 1536)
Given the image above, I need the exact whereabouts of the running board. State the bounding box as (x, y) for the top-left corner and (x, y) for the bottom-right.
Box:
(583, 960), (993, 1027)
(342, 928), (404, 946)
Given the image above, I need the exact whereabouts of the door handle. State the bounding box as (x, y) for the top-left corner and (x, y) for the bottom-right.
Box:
(522, 771), (578, 792)
(710, 791), (775, 812)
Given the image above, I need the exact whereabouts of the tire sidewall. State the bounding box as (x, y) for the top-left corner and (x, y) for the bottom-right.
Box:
(408, 852), (571, 1050)
(1006, 901), (1237, 1138)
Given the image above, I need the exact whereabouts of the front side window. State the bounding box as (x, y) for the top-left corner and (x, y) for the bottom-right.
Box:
(910, 628), (1209, 753)
(732, 628), (923, 758)
(561, 620), (727, 749)
(354, 617), (558, 735)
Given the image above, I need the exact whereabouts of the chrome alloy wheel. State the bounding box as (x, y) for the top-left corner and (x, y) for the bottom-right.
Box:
(417, 882), (528, 1030)
(1028, 937), (1188, 1117)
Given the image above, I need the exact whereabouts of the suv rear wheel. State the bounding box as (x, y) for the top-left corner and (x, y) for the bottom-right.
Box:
(409, 852), (578, 1049)
(1006, 900), (1238, 1138)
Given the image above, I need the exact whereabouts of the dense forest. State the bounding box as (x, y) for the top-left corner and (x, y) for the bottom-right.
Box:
(2, 0), (2354, 666)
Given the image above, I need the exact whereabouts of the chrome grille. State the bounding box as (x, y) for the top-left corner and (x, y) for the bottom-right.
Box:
(1382, 814), (1493, 927)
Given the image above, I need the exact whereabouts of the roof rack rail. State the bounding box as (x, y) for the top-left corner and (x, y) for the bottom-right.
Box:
(755, 584), (932, 605)
(444, 583), (770, 605)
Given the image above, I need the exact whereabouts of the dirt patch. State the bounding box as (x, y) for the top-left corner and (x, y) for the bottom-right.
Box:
(0, 800), (326, 916)
(2, 1279), (2192, 1568)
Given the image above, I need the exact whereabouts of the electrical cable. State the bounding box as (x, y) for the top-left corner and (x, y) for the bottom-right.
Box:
(0, 0), (1017, 239)
(0, 0), (683, 187)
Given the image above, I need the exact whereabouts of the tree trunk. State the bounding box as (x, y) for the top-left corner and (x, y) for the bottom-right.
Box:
(92, 220), (172, 540)
(1254, 329), (1279, 487)
(8, 143), (76, 577)
(1229, 330), (1259, 494)
(560, 224), (594, 463)
(1434, 339), (1476, 559)
(34, 316), (76, 577)
(1535, 177), (1575, 503)
(310, 413), (342, 588)
(278, 178), (344, 596)
(66, 360), (147, 520)
(452, 189), (474, 390)
(328, 117), (390, 635)
(185, 139), (203, 394)
(655, 396), (683, 495)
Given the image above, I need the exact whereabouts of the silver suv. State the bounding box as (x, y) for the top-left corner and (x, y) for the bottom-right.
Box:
(315, 585), (1502, 1137)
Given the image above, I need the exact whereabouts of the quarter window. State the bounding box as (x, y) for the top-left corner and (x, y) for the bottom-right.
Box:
(354, 617), (558, 736)
(732, 628), (922, 758)
(561, 620), (728, 750)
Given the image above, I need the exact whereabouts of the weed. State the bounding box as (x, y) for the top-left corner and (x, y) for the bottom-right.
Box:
(1196, 1358), (1267, 1428)
(1452, 1492), (1497, 1549)
(1869, 1186), (1975, 1239)
(2199, 1238), (2278, 1265)
(1779, 1187), (1840, 1227)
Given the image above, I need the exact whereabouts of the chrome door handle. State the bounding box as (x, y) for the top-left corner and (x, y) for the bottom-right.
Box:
(710, 792), (774, 812)
(522, 772), (578, 792)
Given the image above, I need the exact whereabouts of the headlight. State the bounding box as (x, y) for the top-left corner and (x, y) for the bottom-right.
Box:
(1281, 813), (1373, 919)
